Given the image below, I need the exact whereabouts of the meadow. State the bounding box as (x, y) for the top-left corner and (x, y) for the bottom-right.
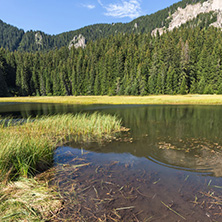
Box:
(1, 95), (222, 105)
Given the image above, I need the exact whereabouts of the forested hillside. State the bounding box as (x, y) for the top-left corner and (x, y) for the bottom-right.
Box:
(0, 0), (207, 52)
(0, 20), (24, 51)
(1, 0), (221, 97)
(1, 24), (222, 97)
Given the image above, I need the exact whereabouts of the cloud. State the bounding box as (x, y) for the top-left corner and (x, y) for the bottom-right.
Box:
(98, 0), (141, 19)
(82, 4), (96, 9)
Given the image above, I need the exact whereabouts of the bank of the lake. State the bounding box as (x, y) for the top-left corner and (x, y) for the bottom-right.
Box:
(1, 95), (222, 105)
(0, 113), (124, 221)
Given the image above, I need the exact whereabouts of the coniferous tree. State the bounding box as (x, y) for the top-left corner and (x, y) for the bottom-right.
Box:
(180, 76), (188, 94)
(1, 24), (222, 97)
(0, 69), (8, 96)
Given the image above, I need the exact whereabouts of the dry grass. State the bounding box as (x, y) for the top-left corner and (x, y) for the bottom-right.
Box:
(1, 95), (222, 105)
(0, 177), (62, 221)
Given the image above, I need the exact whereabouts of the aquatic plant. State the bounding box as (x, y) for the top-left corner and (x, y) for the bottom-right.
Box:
(0, 113), (123, 180)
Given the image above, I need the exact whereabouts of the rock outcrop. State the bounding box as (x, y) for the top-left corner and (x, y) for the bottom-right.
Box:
(152, 0), (222, 36)
(35, 32), (43, 45)
(69, 34), (86, 49)
(210, 10), (222, 28)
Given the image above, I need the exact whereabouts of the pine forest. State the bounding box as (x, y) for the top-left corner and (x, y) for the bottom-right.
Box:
(1, 25), (222, 97)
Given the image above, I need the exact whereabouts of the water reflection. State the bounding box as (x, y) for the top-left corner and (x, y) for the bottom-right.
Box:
(1, 103), (222, 176)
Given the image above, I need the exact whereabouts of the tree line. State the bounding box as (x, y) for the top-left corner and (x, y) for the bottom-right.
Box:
(1, 25), (222, 97)
(0, 0), (207, 52)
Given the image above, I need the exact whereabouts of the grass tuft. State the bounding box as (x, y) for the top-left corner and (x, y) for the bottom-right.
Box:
(0, 113), (123, 180)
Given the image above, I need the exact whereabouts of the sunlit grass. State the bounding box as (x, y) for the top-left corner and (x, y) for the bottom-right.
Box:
(1, 95), (222, 105)
(0, 113), (123, 180)
(0, 177), (62, 221)
(0, 113), (123, 220)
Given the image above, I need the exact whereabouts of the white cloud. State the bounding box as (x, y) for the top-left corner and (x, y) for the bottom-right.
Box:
(98, 0), (141, 19)
(82, 4), (96, 9)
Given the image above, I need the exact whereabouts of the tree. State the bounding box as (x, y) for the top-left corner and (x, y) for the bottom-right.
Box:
(216, 82), (222, 94)
(166, 66), (175, 94)
(180, 76), (187, 94)
(0, 69), (8, 96)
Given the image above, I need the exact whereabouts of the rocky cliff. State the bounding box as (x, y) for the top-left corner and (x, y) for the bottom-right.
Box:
(68, 34), (86, 49)
(152, 0), (222, 35)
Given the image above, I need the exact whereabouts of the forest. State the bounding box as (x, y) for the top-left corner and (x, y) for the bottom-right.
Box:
(1, 23), (222, 97)
(0, 0), (207, 52)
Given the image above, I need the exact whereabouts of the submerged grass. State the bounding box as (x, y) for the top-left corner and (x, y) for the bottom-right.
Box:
(1, 95), (222, 105)
(0, 112), (123, 180)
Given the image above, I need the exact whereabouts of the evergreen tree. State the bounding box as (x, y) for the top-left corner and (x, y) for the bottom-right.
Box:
(180, 76), (188, 94)
(216, 82), (222, 94)
(0, 69), (8, 96)
(94, 73), (100, 95)
(166, 66), (175, 94)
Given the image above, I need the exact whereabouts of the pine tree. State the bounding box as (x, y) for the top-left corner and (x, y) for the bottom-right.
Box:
(94, 73), (100, 95)
(180, 76), (187, 94)
(216, 82), (222, 94)
(190, 78), (197, 94)
(165, 66), (175, 94)
(197, 77), (205, 94)
(0, 69), (8, 96)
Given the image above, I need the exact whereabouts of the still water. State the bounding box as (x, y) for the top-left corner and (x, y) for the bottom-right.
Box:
(1, 103), (222, 221)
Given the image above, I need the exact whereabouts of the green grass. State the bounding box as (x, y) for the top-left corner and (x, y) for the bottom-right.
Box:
(0, 113), (124, 220)
(1, 95), (222, 105)
(0, 113), (123, 180)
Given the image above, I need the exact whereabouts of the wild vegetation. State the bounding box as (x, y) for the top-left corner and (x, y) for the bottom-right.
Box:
(1, 23), (222, 97)
(0, 113), (123, 180)
(0, 0), (207, 52)
(0, 112), (124, 221)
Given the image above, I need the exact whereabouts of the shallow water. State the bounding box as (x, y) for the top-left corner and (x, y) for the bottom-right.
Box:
(1, 103), (222, 221)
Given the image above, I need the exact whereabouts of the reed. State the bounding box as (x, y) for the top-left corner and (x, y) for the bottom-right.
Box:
(0, 113), (123, 180)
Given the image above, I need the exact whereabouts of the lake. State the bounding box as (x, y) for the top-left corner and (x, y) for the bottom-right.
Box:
(1, 103), (222, 221)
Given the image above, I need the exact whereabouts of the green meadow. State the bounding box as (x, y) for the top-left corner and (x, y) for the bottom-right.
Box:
(1, 95), (222, 105)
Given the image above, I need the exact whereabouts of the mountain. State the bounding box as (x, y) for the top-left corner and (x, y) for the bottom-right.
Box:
(0, 20), (24, 51)
(2, 0), (221, 52)
(1, 0), (222, 97)
(152, 0), (222, 35)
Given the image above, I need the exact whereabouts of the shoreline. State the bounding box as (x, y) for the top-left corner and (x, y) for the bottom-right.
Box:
(0, 113), (124, 221)
(1, 95), (222, 105)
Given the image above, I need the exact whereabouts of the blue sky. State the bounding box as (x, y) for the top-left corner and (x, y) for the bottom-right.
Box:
(0, 0), (180, 35)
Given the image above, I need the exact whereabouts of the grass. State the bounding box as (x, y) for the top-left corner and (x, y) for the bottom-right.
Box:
(0, 112), (123, 180)
(0, 112), (124, 221)
(0, 177), (62, 221)
(1, 94), (222, 105)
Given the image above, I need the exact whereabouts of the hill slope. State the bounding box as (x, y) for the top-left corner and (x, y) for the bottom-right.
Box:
(0, 0), (215, 52)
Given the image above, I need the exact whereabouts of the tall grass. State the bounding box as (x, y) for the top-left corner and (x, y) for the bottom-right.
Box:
(0, 113), (123, 180)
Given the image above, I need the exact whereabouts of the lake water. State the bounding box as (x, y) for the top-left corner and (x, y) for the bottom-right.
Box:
(1, 103), (222, 221)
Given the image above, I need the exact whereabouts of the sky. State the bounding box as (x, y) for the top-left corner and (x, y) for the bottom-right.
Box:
(0, 0), (180, 35)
